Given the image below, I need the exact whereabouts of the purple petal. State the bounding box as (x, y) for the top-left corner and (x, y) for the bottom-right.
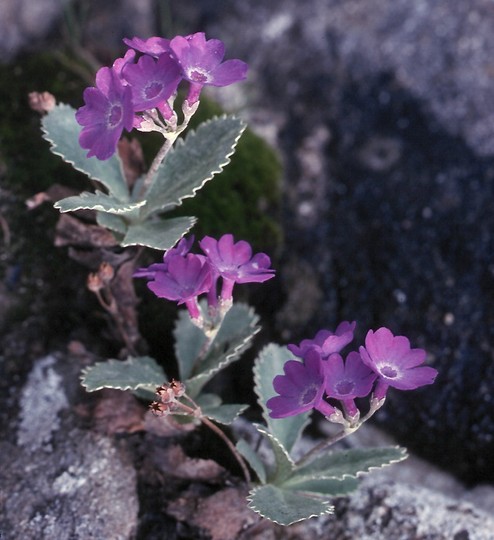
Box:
(388, 366), (438, 390)
(123, 36), (171, 56)
(365, 327), (395, 361)
(209, 59), (248, 86)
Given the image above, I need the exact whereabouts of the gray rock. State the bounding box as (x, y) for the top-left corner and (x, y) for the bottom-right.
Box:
(0, 354), (138, 540)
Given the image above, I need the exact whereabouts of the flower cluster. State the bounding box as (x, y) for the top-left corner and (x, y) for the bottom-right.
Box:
(76, 33), (248, 160)
(267, 324), (437, 425)
(149, 380), (186, 416)
(134, 234), (275, 324)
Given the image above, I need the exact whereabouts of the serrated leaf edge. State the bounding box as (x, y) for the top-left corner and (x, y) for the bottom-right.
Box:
(120, 216), (197, 249)
(254, 424), (295, 468)
(80, 357), (166, 392)
(186, 303), (260, 386)
(289, 445), (409, 482)
(54, 191), (146, 214)
(246, 485), (334, 526)
(41, 103), (129, 201)
(203, 403), (249, 425)
(143, 115), (247, 216)
(252, 343), (282, 426)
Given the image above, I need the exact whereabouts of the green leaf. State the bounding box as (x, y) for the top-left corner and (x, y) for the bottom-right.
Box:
(41, 103), (129, 201)
(54, 191), (145, 214)
(81, 356), (167, 392)
(201, 403), (249, 425)
(236, 439), (267, 484)
(254, 424), (294, 484)
(96, 211), (128, 235)
(247, 484), (334, 526)
(121, 216), (196, 250)
(174, 308), (208, 381)
(281, 476), (359, 496)
(185, 303), (260, 397)
(140, 115), (246, 217)
(290, 446), (408, 483)
(254, 344), (310, 456)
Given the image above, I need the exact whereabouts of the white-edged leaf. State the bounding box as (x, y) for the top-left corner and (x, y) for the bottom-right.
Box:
(96, 211), (128, 234)
(201, 403), (249, 425)
(254, 424), (294, 484)
(185, 303), (260, 397)
(281, 476), (359, 496)
(254, 344), (311, 457)
(54, 191), (145, 214)
(290, 446), (408, 482)
(174, 308), (208, 381)
(247, 484), (334, 526)
(140, 115), (246, 217)
(121, 216), (196, 250)
(41, 103), (129, 201)
(81, 356), (166, 392)
(236, 439), (267, 484)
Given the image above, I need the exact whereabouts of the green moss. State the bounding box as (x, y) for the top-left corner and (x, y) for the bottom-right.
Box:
(0, 52), (87, 195)
(171, 98), (283, 253)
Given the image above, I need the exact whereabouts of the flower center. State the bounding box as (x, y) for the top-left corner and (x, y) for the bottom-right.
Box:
(335, 380), (355, 395)
(145, 81), (163, 100)
(188, 68), (210, 84)
(108, 105), (122, 127)
(380, 365), (398, 378)
(300, 385), (317, 405)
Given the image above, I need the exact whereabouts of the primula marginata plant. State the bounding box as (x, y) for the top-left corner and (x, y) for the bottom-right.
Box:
(33, 32), (438, 526)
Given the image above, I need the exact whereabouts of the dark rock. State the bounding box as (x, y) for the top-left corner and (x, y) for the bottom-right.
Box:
(172, 0), (494, 484)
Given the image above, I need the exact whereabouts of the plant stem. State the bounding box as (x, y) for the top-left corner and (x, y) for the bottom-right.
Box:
(141, 136), (175, 195)
(201, 416), (251, 483)
(174, 398), (251, 483)
(294, 427), (356, 468)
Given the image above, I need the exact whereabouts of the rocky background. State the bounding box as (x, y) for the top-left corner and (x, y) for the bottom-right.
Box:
(1, 0), (494, 538)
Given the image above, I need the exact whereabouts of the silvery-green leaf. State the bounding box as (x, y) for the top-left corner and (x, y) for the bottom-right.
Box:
(140, 115), (246, 217)
(254, 344), (310, 456)
(185, 303), (260, 397)
(96, 211), (128, 234)
(41, 103), (129, 201)
(254, 424), (294, 484)
(236, 439), (267, 484)
(195, 392), (222, 408)
(281, 476), (359, 496)
(247, 484), (334, 526)
(55, 191), (145, 214)
(81, 356), (166, 392)
(121, 216), (196, 250)
(291, 446), (408, 482)
(174, 309), (208, 381)
(201, 403), (249, 425)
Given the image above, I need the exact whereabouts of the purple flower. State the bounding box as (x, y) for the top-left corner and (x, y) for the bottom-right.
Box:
(123, 36), (172, 57)
(145, 253), (212, 320)
(170, 32), (248, 104)
(267, 350), (335, 419)
(112, 49), (136, 81)
(133, 236), (195, 279)
(359, 327), (438, 400)
(288, 321), (356, 360)
(324, 351), (377, 418)
(76, 67), (134, 160)
(199, 234), (275, 302)
(122, 53), (182, 112)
